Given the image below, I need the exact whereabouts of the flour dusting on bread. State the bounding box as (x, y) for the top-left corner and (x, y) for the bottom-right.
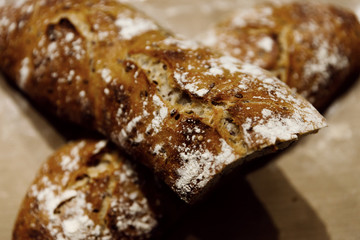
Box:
(115, 9), (159, 40)
(0, 0), (327, 203)
(13, 140), (160, 239)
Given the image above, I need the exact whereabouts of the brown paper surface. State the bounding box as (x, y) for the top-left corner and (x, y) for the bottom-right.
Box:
(1, 0), (360, 239)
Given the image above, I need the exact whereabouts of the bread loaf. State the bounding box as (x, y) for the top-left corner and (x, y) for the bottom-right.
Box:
(13, 140), (183, 240)
(0, 0), (326, 203)
(202, 2), (360, 111)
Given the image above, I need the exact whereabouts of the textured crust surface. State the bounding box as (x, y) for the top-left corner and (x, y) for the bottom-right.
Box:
(203, 2), (360, 111)
(12, 140), (182, 240)
(0, 0), (326, 202)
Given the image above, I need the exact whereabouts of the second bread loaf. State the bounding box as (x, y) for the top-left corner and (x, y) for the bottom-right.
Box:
(13, 140), (184, 239)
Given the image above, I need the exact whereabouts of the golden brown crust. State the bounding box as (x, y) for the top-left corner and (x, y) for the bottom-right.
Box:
(13, 140), (183, 240)
(203, 2), (360, 111)
(0, 0), (326, 203)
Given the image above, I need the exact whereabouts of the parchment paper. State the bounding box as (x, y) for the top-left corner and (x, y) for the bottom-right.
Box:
(1, 0), (360, 239)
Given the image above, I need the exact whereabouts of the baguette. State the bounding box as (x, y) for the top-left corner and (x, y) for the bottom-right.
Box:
(0, 0), (326, 203)
(202, 2), (360, 111)
(13, 140), (183, 240)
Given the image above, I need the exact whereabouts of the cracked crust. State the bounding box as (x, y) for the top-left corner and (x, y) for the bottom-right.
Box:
(203, 2), (360, 111)
(0, 0), (326, 203)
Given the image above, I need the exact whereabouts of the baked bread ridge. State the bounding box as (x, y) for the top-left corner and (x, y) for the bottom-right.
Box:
(0, 0), (326, 203)
(12, 139), (171, 240)
(202, 1), (360, 111)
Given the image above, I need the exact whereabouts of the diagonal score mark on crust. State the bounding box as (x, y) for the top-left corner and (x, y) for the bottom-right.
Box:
(129, 50), (326, 146)
(128, 44), (327, 200)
